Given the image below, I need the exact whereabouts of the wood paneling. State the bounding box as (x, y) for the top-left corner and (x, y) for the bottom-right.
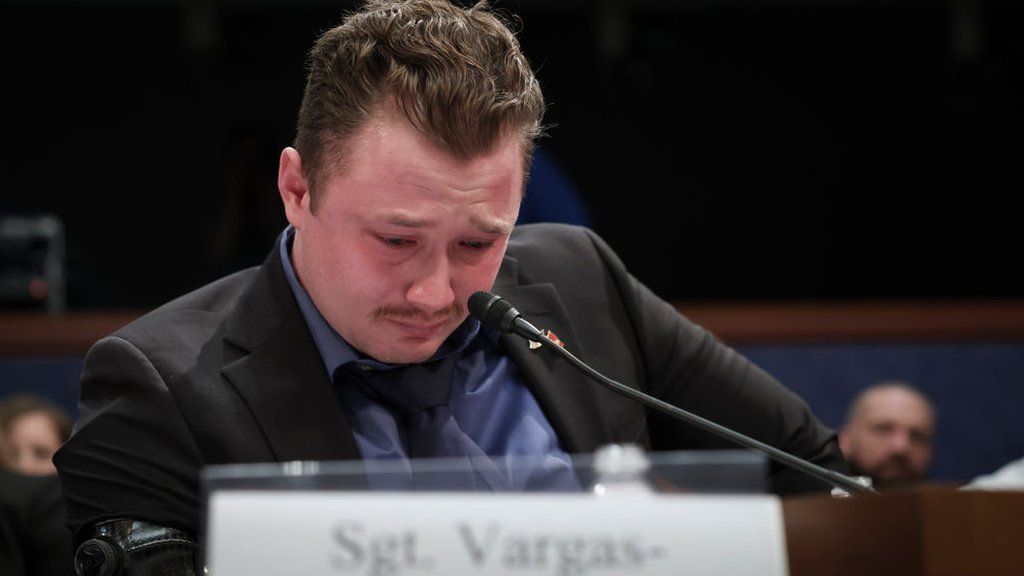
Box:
(3, 300), (1024, 355)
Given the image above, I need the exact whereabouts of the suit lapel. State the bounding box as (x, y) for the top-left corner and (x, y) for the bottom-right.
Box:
(493, 273), (615, 455)
(220, 245), (361, 462)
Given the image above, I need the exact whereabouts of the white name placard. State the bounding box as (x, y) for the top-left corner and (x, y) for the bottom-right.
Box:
(206, 492), (788, 576)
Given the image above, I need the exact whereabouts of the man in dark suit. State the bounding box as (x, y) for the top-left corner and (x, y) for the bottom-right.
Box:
(56, 1), (846, 574)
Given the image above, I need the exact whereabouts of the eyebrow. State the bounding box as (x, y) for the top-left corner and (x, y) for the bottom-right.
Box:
(471, 215), (512, 235)
(378, 212), (431, 228)
(375, 212), (512, 235)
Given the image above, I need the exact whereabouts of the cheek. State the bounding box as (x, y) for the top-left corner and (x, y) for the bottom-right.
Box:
(334, 246), (421, 312)
(453, 254), (504, 294)
(911, 447), (932, 461)
(314, 232), (384, 288)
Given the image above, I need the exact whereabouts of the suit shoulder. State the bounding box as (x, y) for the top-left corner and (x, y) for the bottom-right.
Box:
(509, 222), (596, 246)
(508, 223), (623, 278)
(109, 266), (258, 355)
(508, 223), (608, 260)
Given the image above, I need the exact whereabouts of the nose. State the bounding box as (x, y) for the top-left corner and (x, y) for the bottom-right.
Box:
(889, 430), (913, 455)
(405, 254), (455, 313)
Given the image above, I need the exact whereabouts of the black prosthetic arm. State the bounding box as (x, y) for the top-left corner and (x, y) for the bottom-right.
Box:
(74, 519), (199, 576)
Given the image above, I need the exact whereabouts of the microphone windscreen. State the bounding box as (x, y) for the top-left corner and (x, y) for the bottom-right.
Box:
(468, 291), (513, 331)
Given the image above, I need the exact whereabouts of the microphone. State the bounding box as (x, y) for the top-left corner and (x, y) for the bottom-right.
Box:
(468, 291), (545, 341)
(468, 291), (875, 495)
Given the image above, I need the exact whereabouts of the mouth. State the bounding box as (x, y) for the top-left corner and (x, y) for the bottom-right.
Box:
(385, 317), (450, 338)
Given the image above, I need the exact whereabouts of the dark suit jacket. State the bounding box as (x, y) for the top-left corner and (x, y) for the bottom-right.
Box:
(0, 471), (73, 576)
(55, 224), (845, 540)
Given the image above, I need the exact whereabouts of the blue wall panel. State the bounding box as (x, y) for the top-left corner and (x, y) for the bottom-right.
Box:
(0, 358), (82, 419)
(3, 342), (1023, 484)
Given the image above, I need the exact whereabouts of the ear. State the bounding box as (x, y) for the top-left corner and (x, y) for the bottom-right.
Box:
(278, 147), (312, 228)
(837, 427), (852, 455)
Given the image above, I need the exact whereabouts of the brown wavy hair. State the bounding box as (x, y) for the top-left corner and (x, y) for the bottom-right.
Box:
(0, 394), (73, 446)
(294, 0), (545, 211)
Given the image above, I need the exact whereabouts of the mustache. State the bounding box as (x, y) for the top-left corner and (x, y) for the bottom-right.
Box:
(871, 455), (922, 477)
(372, 302), (462, 323)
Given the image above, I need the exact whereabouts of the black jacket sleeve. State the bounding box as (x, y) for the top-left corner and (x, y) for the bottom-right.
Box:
(0, 471), (73, 576)
(54, 335), (206, 542)
(582, 227), (848, 493)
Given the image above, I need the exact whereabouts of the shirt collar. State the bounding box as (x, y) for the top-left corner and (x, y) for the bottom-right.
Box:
(278, 226), (482, 378)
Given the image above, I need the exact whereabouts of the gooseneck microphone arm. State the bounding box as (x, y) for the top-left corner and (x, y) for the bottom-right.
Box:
(468, 291), (876, 495)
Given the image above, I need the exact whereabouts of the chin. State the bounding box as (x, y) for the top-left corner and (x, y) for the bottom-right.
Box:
(371, 341), (444, 365)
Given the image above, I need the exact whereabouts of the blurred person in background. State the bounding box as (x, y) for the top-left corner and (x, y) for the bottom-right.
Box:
(839, 381), (935, 489)
(0, 394), (72, 476)
(0, 420), (74, 576)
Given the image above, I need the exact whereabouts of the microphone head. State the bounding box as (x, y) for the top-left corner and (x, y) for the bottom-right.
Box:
(468, 291), (517, 333)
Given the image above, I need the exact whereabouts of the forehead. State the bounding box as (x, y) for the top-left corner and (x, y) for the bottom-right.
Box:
(859, 389), (934, 427)
(9, 411), (59, 436)
(319, 108), (525, 213)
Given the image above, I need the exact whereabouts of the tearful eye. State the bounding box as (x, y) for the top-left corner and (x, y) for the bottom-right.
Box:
(462, 240), (492, 250)
(379, 236), (413, 248)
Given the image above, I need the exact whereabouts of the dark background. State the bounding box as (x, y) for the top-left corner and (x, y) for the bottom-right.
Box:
(2, 0), (1021, 308)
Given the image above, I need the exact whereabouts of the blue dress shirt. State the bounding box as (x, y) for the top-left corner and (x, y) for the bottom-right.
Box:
(278, 227), (576, 490)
